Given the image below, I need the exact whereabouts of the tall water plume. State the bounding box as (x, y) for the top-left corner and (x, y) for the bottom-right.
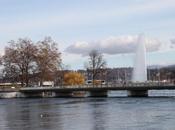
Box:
(132, 34), (147, 82)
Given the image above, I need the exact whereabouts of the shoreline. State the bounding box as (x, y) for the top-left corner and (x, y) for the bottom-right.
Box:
(1, 90), (175, 98)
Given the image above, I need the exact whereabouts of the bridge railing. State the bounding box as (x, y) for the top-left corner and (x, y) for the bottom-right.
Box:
(79, 81), (174, 88)
(21, 81), (174, 89)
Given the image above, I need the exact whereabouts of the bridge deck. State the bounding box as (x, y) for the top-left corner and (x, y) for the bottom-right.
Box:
(19, 84), (175, 93)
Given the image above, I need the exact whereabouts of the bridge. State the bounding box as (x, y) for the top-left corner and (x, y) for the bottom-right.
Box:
(18, 83), (175, 97)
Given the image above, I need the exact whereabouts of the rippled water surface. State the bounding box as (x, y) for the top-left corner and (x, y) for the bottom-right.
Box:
(0, 96), (175, 130)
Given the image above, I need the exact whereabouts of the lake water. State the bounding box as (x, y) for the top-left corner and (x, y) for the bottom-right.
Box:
(0, 91), (175, 130)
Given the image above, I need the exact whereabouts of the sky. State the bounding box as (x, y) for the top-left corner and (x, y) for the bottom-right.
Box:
(0, 0), (175, 69)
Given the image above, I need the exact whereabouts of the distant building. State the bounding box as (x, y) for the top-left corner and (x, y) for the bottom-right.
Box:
(38, 81), (54, 87)
(78, 67), (133, 83)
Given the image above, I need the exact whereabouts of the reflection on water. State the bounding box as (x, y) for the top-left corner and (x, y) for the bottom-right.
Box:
(0, 96), (175, 130)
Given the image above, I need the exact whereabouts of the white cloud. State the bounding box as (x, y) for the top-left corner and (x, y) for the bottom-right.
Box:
(170, 39), (175, 48)
(171, 39), (175, 44)
(65, 35), (162, 55)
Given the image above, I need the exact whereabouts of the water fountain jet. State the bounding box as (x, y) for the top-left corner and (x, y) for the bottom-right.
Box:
(132, 34), (147, 82)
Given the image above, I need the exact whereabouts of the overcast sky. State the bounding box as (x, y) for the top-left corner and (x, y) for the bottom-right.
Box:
(0, 0), (175, 69)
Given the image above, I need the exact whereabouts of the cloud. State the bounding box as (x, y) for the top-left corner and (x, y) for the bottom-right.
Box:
(170, 39), (175, 48)
(171, 39), (175, 44)
(65, 35), (162, 56)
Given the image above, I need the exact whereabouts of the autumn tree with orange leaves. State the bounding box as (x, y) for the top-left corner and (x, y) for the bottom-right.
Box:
(63, 72), (85, 86)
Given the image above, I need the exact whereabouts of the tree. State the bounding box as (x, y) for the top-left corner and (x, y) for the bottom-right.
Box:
(54, 63), (70, 87)
(3, 38), (37, 87)
(36, 37), (62, 86)
(63, 72), (85, 86)
(86, 50), (106, 86)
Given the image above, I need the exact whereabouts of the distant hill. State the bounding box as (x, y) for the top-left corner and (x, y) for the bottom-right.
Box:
(148, 64), (175, 70)
(164, 65), (175, 70)
(148, 65), (164, 69)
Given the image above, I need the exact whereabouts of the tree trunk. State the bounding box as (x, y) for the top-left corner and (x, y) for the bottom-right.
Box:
(21, 69), (24, 87)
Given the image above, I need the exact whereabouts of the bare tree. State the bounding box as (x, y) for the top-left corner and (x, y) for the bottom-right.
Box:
(86, 50), (106, 86)
(54, 63), (70, 87)
(36, 37), (62, 86)
(3, 38), (37, 87)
